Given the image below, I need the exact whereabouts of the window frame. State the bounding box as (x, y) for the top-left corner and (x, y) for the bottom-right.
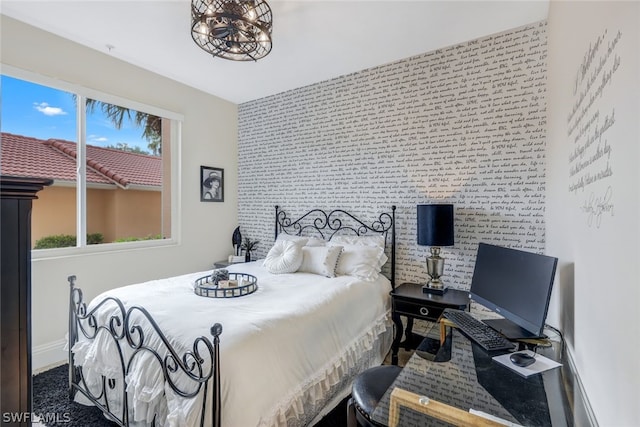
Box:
(2, 65), (182, 258)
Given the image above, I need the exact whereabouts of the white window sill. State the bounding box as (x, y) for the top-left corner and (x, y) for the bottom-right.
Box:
(31, 238), (179, 261)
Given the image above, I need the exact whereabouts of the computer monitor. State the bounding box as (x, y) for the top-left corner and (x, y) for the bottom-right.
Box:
(469, 243), (558, 340)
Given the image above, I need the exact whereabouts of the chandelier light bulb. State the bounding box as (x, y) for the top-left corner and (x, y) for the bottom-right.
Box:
(246, 7), (257, 21)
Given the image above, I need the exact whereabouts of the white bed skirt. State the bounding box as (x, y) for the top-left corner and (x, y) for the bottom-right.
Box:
(308, 325), (393, 426)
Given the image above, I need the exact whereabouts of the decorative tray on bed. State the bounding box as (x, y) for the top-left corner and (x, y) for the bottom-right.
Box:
(194, 272), (258, 298)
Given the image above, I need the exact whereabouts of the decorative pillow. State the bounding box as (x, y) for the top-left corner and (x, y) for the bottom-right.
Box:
(263, 240), (303, 274)
(297, 245), (343, 277)
(330, 235), (387, 268)
(331, 244), (386, 281)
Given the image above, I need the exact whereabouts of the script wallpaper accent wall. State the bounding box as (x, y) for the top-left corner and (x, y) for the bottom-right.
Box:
(238, 21), (548, 290)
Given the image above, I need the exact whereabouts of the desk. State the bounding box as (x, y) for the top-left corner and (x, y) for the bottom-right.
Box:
(390, 283), (469, 364)
(372, 329), (574, 426)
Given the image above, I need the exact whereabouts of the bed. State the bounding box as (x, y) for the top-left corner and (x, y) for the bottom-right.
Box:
(68, 206), (396, 427)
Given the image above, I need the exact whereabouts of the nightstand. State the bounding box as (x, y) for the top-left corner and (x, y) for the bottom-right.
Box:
(390, 282), (470, 365)
(213, 260), (243, 269)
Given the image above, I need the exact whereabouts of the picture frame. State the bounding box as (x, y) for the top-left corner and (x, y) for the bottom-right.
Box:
(200, 166), (224, 202)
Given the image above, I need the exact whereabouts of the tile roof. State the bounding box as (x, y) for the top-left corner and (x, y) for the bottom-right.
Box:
(0, 132), (161, 188)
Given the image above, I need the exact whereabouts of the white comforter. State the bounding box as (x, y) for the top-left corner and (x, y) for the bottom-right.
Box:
(72, 261), (392, 427)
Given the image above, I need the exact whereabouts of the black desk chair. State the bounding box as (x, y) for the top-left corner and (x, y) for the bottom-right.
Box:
(346, 365), (403, 427)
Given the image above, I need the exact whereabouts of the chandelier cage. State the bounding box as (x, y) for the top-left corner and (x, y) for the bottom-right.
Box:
(191, 0), (273, 62)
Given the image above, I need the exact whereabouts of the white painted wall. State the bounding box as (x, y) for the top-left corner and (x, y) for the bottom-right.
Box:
(546, 1), (639, 425)
(1, 16), (239, 369)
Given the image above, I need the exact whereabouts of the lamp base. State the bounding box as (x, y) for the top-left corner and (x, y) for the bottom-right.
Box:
(424, 247), (448, 295)
(422, 284), (448, 295)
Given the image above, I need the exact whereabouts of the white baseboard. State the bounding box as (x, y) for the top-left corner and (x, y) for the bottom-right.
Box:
(32, 339), (66, 374)
(565, 346), (599, 427)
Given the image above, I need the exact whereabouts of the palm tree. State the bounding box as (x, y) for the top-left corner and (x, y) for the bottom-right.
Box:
(104, 142), (152, 155)
(86, 99), (162, 156)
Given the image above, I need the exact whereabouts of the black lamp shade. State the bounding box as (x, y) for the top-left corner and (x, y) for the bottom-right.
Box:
(417, 204), (454, 247)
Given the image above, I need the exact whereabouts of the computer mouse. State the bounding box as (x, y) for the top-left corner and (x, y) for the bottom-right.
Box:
(510, 352), (536, 367)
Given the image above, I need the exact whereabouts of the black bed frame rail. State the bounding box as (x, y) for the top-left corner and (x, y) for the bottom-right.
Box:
(274, 205), (397, 289)
(68, 275), (222, 427)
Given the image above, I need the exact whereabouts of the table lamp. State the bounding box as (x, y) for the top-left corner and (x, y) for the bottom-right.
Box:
(417, 204), (454, 294)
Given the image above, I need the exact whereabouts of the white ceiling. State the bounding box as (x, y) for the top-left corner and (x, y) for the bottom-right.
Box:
(1, 1), (549, 104)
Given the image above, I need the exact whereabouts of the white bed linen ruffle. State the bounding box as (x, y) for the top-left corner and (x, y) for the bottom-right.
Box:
(261, 311), (390, 426)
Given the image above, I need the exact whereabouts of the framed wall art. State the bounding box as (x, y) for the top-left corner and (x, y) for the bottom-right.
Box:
(200, 166), (224, 202)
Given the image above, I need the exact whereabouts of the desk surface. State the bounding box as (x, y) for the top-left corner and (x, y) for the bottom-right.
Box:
(372, 329), (574, 426)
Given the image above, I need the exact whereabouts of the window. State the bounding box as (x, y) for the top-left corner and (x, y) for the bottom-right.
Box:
(0, 68), (180, 252)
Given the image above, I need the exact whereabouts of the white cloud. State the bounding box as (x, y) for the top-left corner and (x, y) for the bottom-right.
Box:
(33, 102), (67, 116)
(88, 134), (108, 143)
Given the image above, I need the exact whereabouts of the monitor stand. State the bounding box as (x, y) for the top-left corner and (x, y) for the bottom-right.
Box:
(482, 318), (546, 340)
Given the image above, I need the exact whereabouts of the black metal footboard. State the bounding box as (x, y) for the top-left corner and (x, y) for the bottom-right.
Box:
(68, 275), (222, 427)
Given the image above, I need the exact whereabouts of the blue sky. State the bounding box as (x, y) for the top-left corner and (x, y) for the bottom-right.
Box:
(1, 75), (151, 153)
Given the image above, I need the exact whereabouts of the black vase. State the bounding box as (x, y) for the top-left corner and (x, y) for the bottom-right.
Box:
(245, 251), (251, 262)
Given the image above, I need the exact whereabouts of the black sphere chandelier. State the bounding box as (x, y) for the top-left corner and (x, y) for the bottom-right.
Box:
(191, 0), (273, 62)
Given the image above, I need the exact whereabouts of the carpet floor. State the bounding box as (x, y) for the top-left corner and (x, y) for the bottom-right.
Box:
(32, 364), (349, 427)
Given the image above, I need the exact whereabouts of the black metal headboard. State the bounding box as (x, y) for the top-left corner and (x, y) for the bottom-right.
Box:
(275, 205), (396, 289)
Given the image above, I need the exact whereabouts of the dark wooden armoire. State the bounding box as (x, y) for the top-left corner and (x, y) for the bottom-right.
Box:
(1, 176), (52, 426)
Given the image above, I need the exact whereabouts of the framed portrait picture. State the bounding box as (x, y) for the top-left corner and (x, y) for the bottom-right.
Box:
(200, 166), (224, 202)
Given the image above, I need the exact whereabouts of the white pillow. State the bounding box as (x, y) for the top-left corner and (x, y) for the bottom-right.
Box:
(276, 234), (308, 246)
(331, 234), (385, 250)
(298, 245), (343, 277)
(330, 235), (387, 268)
(263, 240), (303, 274)
(276, 233), (326, 247)
(332, 244), (386, 281)
(305, 237), (326, 247)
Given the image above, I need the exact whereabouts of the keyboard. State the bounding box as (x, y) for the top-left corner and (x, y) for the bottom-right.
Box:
(443, 309), (515, 352)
